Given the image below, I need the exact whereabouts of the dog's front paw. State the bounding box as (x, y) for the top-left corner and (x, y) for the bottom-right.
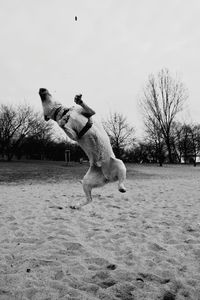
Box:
(74, 94), (83, 105)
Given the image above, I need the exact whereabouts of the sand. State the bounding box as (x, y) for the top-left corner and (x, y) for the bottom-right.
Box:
(0, 164), (200, 299)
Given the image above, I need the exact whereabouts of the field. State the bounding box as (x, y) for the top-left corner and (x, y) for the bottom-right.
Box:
(0, 161), (200, 299)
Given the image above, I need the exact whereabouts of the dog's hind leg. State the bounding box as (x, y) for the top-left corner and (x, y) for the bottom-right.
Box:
(70, 165), (107, 209)
(110, 158), (126, 193)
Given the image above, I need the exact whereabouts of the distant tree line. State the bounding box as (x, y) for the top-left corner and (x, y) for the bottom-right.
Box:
(129, 122), (200, 165)
(0, 68), (199, 165)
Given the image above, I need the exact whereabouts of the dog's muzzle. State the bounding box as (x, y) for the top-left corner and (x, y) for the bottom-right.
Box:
(39, 88), (47, 94)
(39, 88), (50, 102)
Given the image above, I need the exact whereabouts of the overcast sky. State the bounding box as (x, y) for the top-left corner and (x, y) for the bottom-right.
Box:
(0, 0), (200, 137)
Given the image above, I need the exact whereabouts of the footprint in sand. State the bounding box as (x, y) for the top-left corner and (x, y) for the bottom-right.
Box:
(85, 257), (117, 270)
(85, 257), (110, 266)
(52, 270), (65, 280)
(84, 257), (118, 290)
(96, 281), (135, 300)
(86, 270), (116, 288)
(148, 242), (167, 252)
(62, 241), (86, 256)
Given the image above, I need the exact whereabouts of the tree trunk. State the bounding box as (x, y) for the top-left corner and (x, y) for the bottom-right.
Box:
(165, 135), (173, 163)
(7, 153), (13, 161)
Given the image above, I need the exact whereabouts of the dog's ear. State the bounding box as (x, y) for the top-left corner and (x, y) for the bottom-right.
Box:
(44, 115), (50, 121)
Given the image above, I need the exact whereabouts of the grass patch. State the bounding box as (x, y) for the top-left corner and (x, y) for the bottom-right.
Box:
(0, 160), (88, 184)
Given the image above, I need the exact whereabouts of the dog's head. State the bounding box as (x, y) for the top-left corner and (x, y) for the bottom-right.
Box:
(39, 88), (62, 121)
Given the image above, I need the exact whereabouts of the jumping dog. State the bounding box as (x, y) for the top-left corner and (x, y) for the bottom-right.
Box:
(39, 88), (126, 209)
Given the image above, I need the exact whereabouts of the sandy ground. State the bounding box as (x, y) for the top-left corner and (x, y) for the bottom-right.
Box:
(1, 164), (200, 299)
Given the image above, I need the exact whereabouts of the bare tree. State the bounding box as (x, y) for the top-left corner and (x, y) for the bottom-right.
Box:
(179, 124), (200, 166)
(171, 122), (200, 165)
(103, 112), (135, 158)
(0, 104), (30, 160)
(140, 68), (187, 163)
(145, 120), (165, 166)
(190, 125), (200, 166)
(27, 111), (53, 141)
(0, 104), (53, 161)
(20, 111), (54, 160)
(171, 121), (184, 163)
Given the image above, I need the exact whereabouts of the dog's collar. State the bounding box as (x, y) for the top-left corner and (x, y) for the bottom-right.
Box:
(77, 118), (93, 139)
(53, 107), (70, 121)
(53, 107), (92, 139)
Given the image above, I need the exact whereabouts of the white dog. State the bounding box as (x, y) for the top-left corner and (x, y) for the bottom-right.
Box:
(39, 88), (126, 209)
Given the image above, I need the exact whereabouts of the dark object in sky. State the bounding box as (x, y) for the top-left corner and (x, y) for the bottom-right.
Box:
(75, 16), (77, 21)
